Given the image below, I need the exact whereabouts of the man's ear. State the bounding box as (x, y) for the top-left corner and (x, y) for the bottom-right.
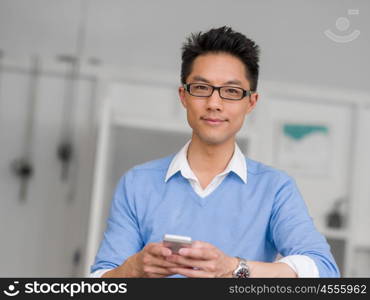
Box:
(179, 86), (187, 108)
(246, 92), (259, 114)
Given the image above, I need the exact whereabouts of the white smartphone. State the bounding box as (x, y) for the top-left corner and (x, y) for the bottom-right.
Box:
(163, 234), (192, 254)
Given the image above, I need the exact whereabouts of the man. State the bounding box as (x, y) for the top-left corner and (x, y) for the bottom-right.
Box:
(90, 26), (339, 278)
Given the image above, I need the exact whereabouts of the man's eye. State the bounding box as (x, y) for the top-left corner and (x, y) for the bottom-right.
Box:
(194, 84), (209, 90)
(225, 88), (239, 94)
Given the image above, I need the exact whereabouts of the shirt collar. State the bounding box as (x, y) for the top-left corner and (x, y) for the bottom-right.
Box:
(165, 140), (247, 183)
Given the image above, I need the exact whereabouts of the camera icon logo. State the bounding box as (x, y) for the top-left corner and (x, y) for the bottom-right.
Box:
(3, 281), (20, 297)
(324, 9), (360, 43)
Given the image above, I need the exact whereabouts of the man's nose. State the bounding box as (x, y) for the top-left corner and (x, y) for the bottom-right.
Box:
(206, 89), (223, 110)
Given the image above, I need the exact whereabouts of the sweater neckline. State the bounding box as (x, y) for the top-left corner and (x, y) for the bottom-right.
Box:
(183, 172), (232, 207)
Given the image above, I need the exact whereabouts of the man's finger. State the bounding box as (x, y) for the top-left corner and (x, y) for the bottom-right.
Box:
(146, 243), (172, 257)
(149, 255), (188, 268)
(178, 247), (217, 260)
(191, 240), (214, 249)
(169, 267), (214, 278)
(143, 266), (175, 277)
(166, 255), (209, 270)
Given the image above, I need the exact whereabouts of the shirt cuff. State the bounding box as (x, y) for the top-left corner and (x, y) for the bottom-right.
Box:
(89, 269), (113, 278)
(276, 255), (319, 277)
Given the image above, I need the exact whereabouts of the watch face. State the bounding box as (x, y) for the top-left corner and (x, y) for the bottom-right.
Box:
(236, 268), (249, 278)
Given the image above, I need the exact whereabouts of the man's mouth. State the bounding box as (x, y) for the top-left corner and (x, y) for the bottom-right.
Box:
(201, 117), (227, 125)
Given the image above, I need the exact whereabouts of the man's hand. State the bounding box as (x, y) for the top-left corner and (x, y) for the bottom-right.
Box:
(103, 242), (188, 278)
(165, 241), (238, 278)
(164, 240), (297, 278)
(102, 241), (298, 278)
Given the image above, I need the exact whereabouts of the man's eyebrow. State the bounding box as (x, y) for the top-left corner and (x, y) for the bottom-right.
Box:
(224, 79), (243, 85)
(191, 76), (210, 83)
(191, 76), (243, 86)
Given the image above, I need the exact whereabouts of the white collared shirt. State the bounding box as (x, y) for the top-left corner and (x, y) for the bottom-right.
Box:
(165, 140), (246, 197)
(91, 140), (319, 278)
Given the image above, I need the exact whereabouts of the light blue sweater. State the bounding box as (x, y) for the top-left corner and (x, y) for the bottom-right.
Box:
(91, 155), (340, 277)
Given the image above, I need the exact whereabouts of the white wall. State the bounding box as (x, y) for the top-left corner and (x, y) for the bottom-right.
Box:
(0, 0), (368, 91)
(0, 64), (97, 276)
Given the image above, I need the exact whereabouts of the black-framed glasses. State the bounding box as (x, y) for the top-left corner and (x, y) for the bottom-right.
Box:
(184, 83), (253, 101)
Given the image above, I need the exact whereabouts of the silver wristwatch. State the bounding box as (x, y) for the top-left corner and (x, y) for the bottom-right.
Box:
(232, 257), (250, 278)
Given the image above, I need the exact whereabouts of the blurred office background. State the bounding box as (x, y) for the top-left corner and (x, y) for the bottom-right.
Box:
(0, 0), (369, 277)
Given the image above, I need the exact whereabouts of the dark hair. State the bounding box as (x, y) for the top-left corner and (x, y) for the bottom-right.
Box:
(181, 26), (260, 91)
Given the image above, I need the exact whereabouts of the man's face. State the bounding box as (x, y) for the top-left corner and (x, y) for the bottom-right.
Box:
(179, 53), (259, 146)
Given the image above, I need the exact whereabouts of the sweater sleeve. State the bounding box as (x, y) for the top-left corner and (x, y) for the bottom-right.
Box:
(269, 174), (340, 277)
(90, 170), (143, 273)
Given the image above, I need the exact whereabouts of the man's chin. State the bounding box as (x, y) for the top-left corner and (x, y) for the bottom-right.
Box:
(197, 134), (232, 146)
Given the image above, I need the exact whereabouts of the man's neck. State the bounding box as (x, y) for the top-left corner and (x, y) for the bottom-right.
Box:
(187, 135), (235, 175)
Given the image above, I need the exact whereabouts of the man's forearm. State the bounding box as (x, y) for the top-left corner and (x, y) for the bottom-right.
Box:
(221, 257), (297, 278)
(102, 254), (140, 278)
(248, 261), (298, 278)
